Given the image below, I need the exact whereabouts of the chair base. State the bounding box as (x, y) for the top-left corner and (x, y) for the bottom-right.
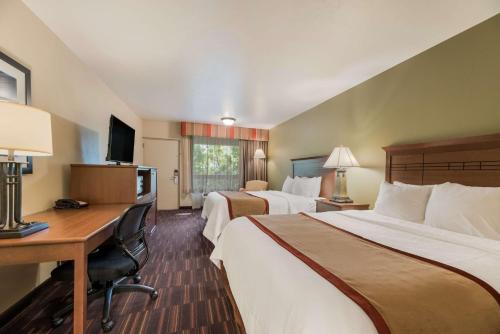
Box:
(51, 275), (157, 332)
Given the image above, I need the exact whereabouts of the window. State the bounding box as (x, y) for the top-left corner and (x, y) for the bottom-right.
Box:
(192, 137), (240, 193)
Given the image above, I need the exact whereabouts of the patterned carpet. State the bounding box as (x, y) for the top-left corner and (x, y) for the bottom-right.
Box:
(0, 209), (243, 334)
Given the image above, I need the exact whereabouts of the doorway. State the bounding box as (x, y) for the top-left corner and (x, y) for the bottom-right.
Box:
(143, 138), (179, 210)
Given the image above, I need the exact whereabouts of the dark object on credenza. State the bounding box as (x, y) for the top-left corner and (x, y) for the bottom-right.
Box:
(70, 164), (158, 234)
(50, 201), (158, 332)
(54, 199), (89, 209)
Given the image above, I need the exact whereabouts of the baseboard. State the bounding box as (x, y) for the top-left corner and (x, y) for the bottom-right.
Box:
(179, 206), (193, 209)
(0, 277), (53, 328)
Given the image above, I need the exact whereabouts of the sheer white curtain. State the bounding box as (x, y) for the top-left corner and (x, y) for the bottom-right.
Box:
(192, 136), (240, 194)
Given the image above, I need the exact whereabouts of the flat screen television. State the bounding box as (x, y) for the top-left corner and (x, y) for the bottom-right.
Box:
(106, 115), (135, 164)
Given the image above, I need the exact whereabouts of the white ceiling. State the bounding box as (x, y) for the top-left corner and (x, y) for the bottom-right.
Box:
(23, 0), (500, 129)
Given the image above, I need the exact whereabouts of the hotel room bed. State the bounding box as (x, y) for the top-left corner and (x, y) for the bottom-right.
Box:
(202, 190), (319, 244)
(201, 156), (336, 245)
(211, 210), (500, 334)
(210, 134), (500, 334)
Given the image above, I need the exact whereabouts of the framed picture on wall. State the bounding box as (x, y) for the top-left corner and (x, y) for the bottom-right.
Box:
(0, 50), (33, 174)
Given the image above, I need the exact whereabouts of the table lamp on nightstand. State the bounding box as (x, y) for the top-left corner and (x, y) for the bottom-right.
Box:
(0, 101), (53, 238)
(323, 145), (360, 203)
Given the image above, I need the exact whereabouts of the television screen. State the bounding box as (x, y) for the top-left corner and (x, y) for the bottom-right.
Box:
(106, 115), (135, 164)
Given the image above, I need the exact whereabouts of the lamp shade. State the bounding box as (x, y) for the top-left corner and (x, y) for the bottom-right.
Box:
(0, 101), (53, 156)
(323, 146), (359, 168)
(254, 148), (266, 159)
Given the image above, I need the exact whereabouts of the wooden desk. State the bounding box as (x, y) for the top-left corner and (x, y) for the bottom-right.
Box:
(0, 204), (130, 334)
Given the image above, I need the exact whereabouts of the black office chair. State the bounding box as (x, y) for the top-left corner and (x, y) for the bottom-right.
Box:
(50, 201), (158, 332)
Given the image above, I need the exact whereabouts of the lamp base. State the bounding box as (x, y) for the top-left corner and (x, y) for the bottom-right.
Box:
(332, 168), (353, 203)
(331, 196), (353, 204)
(0, 222), (49, 239)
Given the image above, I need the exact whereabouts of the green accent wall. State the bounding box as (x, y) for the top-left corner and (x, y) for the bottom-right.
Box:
(269, 14), (500, 205)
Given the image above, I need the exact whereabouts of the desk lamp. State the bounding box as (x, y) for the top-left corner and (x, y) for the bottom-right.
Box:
(0, 101), (53, 238)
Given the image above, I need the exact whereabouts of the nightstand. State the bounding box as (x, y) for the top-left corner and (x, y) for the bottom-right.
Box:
(315, 199), (370, 212)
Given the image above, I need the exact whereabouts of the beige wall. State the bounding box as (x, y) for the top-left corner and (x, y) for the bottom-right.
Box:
(0, 0), (143, 312)
(143, 119), (182, 139)
(142, 120), (192, 207)
(269, 14), (500, 206)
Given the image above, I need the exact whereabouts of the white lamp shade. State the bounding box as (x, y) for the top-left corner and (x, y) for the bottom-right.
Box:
(323, 146), (359, 168)
(0, 101), (53, 156)
(254, 148), (266, 159)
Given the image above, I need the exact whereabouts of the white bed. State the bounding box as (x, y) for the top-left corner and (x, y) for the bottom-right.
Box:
(201, 190), (318, 245)
(210, 210), (500, 334)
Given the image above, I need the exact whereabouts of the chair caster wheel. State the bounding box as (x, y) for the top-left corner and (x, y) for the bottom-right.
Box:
(51, 317), (64, 328)
(101, 319), (114, 332)
(150, 290), (158, 300)
(133, 275), (141, 283)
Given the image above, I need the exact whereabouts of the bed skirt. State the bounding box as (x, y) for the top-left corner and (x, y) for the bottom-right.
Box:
(221, 264), (246, 334)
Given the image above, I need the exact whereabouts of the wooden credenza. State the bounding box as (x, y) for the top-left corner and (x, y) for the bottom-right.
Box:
(70, 164), (158, 234)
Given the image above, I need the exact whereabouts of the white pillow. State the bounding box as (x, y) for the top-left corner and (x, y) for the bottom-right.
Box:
(425, 182), (500, 240)
(291, 177), (307, 196)
(374, 182), (433, 223)
(282, 176), (295, 193)
(312, 176), (322, 198)
(291, 176), (321, 198)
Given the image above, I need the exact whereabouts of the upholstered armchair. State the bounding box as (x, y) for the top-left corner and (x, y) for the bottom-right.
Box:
(240, 180), (268, 192)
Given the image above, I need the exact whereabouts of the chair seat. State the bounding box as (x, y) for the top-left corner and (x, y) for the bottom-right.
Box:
(51, 246), (136, 283)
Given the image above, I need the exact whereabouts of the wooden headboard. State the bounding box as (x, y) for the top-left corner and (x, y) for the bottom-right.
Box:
(291, 156), (336, 198)
(384, 133), (500, 186)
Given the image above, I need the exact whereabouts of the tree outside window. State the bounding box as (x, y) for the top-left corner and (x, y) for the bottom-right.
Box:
(192, 137), (240, 193)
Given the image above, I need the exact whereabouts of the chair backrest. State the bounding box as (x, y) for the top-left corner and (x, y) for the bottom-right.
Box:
(113, 201), (153, 269)
(245, 180), (268, 191)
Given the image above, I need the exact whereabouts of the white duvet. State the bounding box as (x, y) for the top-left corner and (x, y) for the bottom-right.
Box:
(201, 191), (318, 245)
(211, 210), (500, 334)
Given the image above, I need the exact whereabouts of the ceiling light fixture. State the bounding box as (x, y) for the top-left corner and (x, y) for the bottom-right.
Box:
(221, 117), (236, 126)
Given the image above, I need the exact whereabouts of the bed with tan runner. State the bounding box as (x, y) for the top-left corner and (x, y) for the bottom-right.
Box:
(217, 191), (270, 219)
(201, 156), (335, 245)
(211, 134), (500, 334)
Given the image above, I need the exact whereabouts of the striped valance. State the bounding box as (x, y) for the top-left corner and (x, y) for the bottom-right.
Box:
(181, 121), (269, 142)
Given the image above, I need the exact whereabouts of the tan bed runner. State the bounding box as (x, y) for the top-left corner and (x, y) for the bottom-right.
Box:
(218, 191), (269, 219)
(246, 213), (500, 334)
